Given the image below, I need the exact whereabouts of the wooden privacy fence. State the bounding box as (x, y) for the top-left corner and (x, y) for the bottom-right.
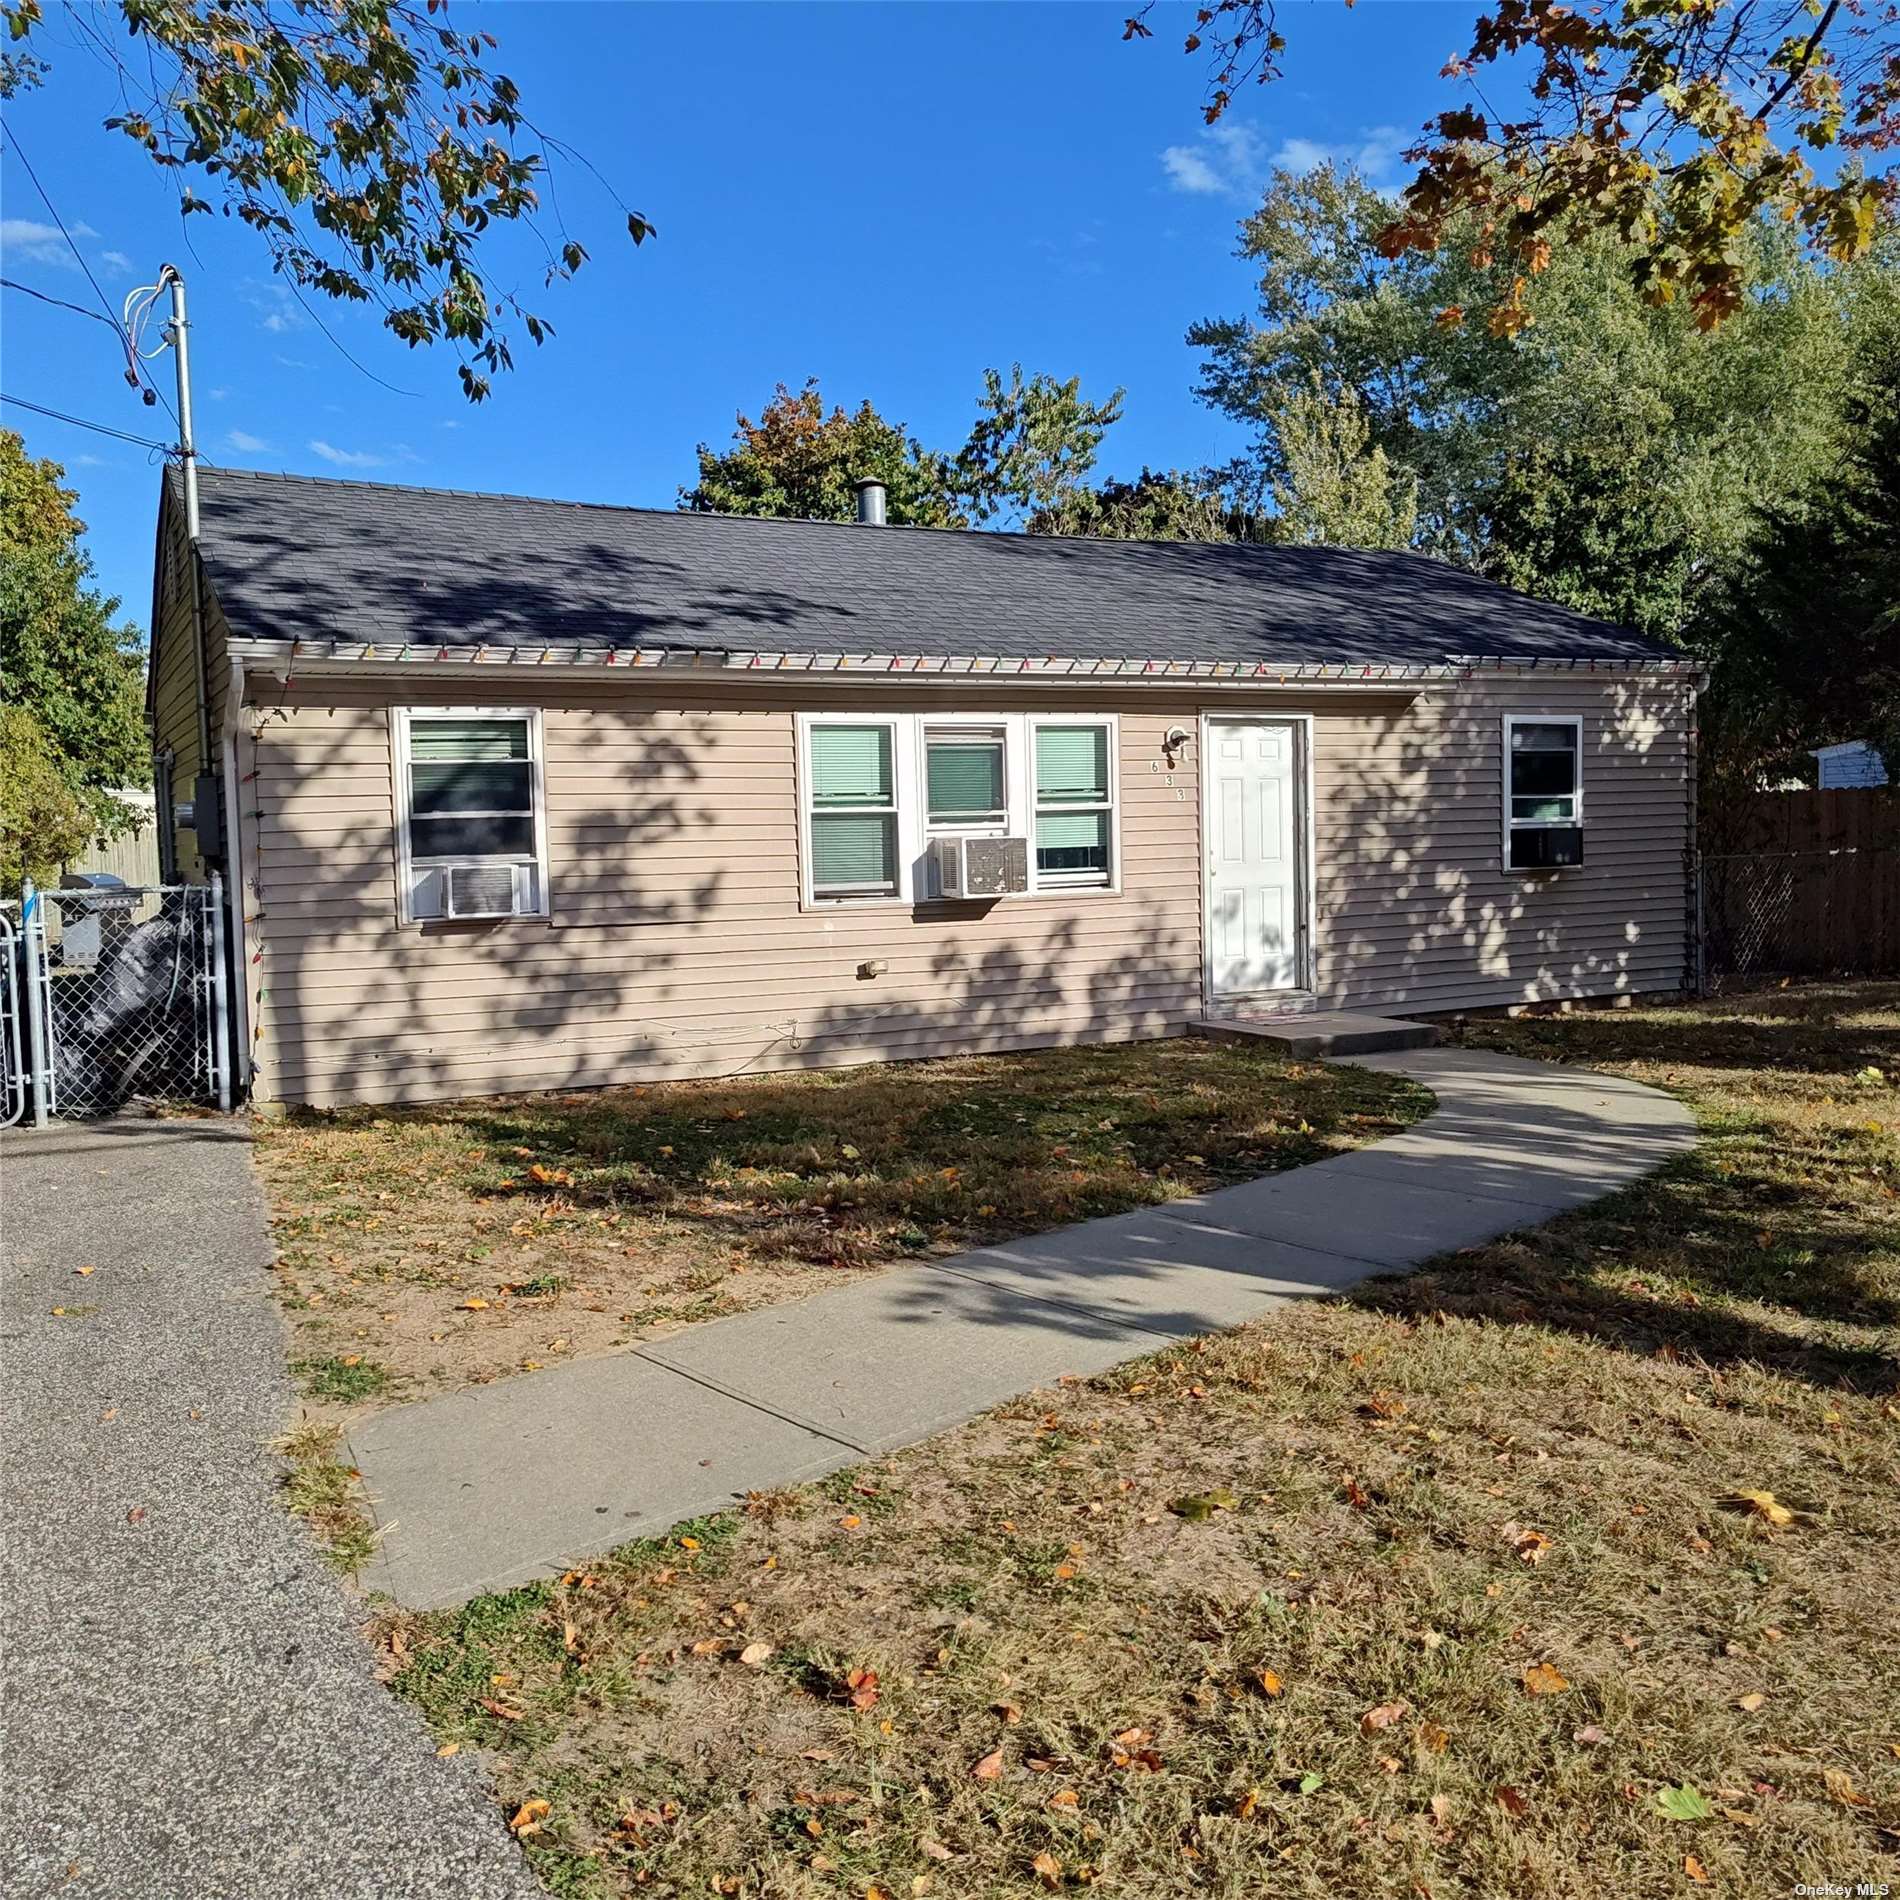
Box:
(1699, 790), (1898, 981)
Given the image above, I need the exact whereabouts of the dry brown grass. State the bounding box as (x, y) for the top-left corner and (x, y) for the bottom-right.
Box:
(255, 1039), (1422, 1420)
(375, 984), (1900, 1899)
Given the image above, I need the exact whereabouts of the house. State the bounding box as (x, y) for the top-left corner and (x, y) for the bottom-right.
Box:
(1811, 741), (1890, 790)
(149, 466), (1700, 1110)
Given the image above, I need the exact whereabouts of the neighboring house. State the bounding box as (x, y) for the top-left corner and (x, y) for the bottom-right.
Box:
(1812, 741), (1890, 789)
(149, 467), (1700, 1109)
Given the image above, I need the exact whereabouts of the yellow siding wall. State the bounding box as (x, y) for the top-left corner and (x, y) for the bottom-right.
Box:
(237, 671), (1694, 1108)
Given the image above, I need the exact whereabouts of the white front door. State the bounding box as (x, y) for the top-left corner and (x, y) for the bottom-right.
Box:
(1205, 717), (1302, 998)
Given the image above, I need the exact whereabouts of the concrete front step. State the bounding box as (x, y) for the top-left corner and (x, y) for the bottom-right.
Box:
(1188, 1009), (1440, 1059)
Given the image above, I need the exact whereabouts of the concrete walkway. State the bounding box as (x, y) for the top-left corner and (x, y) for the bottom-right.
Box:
(1, 1119), (538, 1900)
(351, 1046), (1695, 1609)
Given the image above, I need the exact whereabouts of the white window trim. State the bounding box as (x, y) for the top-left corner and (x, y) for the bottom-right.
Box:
(1501, 712), (1584, 873)
(1027, 712), (1119, 896)
(392, 705), (551, 924)
(795, 710), (1120, 908)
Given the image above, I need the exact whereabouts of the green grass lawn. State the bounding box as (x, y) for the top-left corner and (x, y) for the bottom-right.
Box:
(373, 985), (1898, 1898)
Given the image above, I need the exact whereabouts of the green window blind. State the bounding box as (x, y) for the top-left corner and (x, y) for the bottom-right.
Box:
(927, 740), (1004, 821)
(811, 814), (896, 891)
(1035, 726), (1108, 803)
(1036, 811), (1109, 877)
(410, 718), (529, 761)
(809, 725), (893, 806)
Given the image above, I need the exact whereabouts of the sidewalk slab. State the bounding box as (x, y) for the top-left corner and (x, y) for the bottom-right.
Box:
(347, 1043), (1698, 1608)
(350, 1354), (861, 1609)
(635, 1267), (1170, 1457)
(930, 1212), (1383, 1331)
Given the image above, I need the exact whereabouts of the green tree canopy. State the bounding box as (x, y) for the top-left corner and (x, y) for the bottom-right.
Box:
(1028, 467), (1267, 542)
(0, 429), (148, 878)
(682, 369), (1125, 529)
(1190, 163), (1896, 635)
(1691, 361), (1900, 811)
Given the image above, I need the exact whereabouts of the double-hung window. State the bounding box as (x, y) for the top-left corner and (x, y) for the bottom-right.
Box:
(397, 708), (548, 920)
(1032, 720), (1115, 889)
(806, 720), (901, 898)
(798, 711), (1119, 904)
(1503, 714), (1584, 871)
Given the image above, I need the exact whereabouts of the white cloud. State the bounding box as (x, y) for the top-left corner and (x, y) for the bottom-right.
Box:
(309, 439), (388, 469)
(1159, 121), (1410, 199)
(1, 217), (98, 269)
(98, 249), (134, 275)
(244, 280), (306, 335)
(225, 428), (272, 453)
(207, 386), (230, 402)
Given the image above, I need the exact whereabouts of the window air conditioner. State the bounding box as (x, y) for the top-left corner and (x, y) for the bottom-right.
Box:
(930, 834), (1029, 899)
(444, 862), (528, 919)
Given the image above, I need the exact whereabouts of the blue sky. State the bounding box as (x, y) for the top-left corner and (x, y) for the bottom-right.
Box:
(2, 2), (1477, 622)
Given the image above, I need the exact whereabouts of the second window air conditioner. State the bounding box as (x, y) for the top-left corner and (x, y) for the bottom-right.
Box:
(929, 834), (1029, 899)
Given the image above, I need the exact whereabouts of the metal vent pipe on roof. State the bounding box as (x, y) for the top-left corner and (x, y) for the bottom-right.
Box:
(853, 477), (886, 526)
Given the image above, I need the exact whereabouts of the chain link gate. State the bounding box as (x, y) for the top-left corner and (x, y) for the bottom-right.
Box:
(1696, 847), (1900, 987)
(1, 878), (230, 1126)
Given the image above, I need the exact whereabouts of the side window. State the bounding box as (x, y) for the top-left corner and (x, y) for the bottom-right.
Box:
(1504, 715), (1583, 870)
(398, 710), (547, 920)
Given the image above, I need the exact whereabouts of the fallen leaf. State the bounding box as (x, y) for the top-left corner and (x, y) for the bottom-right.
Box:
(73, 1265), (95, 1277)
(845, 1667), (880, 1711)
(678, 1535), (701, 1551)
(1522, 1663), (1569, 1696)
(992, 1701), (1022, 1725)
(1685, 1854), (1710, 1884)
(459, 1297), (489, 1312)
(738, 1641), (774, 1667)
(1416, 1721), (1450, 1754)
(1573, 1724), (1609, 1746)
(920, 1839), (953, 1860)
(435, 1742), (460, 1759)
(1429, 1793), (1453, 1824)
(1050, 1788), (1080, 1810)
(479, 1697), (523, 1721)
(1361, 1701), (1408, 1736)
(1168, 1490), (1238, 1521)
(1654, 1783), (1716, 1822)
(971, 1747), (1005, 1780)
(1256, 1669), (1284, 1698)
(839, 1513), (863, 1530)
(1736, 1692), (1765, 1713)
(1298, 1771), (1324, 1795)
(1724, 1488), (1794, 1527)
(1234, 1788), (1259, 1819)
(1494, 1785), (1529, 1817)
(1822, 1767), (1868, 1807)
(508, 1798), (550, 1837)
(1032, 1850), (1063, 1889)
(125, 1506), (147, 1525)
(1513, 1529), (1554, 1565)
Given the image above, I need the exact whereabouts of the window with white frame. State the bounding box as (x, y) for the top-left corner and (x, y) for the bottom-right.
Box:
(806, 720), (900, 898)
(397, 709), (548, 920)
(1503, 714), (1584, 871)
(1033, 721), (1114, 889)
(798, 711), (1118, 904)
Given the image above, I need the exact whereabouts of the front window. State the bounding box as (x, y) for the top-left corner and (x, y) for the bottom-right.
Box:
(925, 725), (1008, 831)
(807, 721), (900, 897)
(1034, 722), (1113, 888)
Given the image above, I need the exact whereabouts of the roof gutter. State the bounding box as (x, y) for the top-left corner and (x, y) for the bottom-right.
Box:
(226, 637), (1700, 685)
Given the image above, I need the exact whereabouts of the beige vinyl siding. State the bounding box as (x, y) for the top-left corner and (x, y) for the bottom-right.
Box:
(1310, 673), (1695, 1014)
(238, 670), (1693, 1109)
(146, 494), (229, 881)
(242, 683), (1205, 1107)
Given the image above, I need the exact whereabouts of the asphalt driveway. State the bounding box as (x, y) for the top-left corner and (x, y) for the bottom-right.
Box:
(0, 1115), (537, 1900)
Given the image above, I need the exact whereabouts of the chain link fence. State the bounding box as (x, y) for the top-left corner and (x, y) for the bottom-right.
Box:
(1698, 847), (1899, 986)
(1, 881), (230, 1125)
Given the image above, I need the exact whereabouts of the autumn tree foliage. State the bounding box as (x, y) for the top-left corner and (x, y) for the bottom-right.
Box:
(1, 0), (651, 399)
(682, 371), (1124, 529)
(1129, 0), (1899, 330)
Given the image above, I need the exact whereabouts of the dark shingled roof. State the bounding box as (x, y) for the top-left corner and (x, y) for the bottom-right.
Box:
(182, 465), (1673, 668)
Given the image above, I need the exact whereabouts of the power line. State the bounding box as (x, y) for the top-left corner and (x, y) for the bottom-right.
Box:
(1, 129), (179, 427)
(0, 277), (119, 327)
(0, 391), (173, 452)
